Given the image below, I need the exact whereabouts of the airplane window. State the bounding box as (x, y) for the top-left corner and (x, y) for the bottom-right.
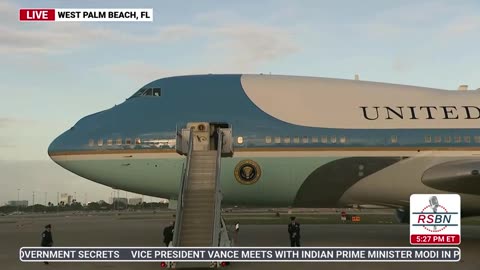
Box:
(293, 136), (300, 143)
(265, 136), (272, 144)
(454, 136), (461, 143)
(125, 138), (132, 145)
(116, 138), (122, 145)
(331, 136), (337, 143)
(88, 139), (94, 147)
(135, 138), (141, 144)
(445, 136), (451, 143)
(107, 139), (113, 146)
(312, 137), (318, 143)
(284, 137), (290, 144)
(97, 139), (103, 146)
(424, 135), (432, 143)
(475, 136), (480, 143)
(339, 136), (346, 144)
(302, 136), (309, 143)
(237, 136), (244, 144)
(391, 135), (398, 144)
(434, 136), (441, 143)
(321, 136), (328, 143)
(274, 137), (281, 143)
(464, 136), (471, 143)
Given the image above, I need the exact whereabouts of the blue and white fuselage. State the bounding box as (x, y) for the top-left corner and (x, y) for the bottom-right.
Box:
(48, 74), (480, 217)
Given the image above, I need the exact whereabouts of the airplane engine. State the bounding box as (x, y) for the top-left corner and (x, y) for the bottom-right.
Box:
(394, 208), (409, 223)
(422, 160), (480, 195)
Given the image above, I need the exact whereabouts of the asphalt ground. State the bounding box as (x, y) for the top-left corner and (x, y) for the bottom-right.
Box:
(0, 212), (478, 270)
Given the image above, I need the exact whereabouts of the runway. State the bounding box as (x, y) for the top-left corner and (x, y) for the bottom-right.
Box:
(1, 213), (479, 270)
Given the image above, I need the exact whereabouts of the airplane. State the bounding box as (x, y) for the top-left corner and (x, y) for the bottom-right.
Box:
(48, 74), (480, 222)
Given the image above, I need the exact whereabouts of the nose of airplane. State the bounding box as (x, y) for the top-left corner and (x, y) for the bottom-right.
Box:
(48, 128), (74, 162)
(48, 109), (112, 161)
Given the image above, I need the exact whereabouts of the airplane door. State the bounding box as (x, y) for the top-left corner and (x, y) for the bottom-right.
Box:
(187, 122), (210, 151)
(220, 128), (233, 157)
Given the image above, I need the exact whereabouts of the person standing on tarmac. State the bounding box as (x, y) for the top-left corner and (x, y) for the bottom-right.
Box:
(288, 216), (301, 247)
(163, 221), (175, 247)
(41, 224), (54, 265)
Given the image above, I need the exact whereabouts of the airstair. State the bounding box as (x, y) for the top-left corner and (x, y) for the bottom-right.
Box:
(171, 122), (233, 268)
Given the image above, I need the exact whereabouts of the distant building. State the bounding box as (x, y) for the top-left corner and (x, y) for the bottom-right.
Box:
(97, 200), (108, 205)
(60, 193), (73, 205)
(110, 197), (128, 205)
(129, 198), (143, 205)
(8, 200), (28, 207)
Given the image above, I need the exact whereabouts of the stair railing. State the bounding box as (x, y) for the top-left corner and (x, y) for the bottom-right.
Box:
(172, 127), (194, 246)
(212, 129), (224, 247)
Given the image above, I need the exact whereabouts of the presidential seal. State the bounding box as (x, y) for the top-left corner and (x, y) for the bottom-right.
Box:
(234, 159), (261, 185)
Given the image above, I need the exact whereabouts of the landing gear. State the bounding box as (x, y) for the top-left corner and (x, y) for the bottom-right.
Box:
(394, 208), (410, 223)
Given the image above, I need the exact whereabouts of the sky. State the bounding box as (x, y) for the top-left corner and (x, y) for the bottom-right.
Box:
(1, 0), (480, 204)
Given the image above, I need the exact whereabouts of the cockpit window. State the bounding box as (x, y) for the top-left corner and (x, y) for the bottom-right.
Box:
(132, 88), (146, 96)
(129, 87), (161, 99)
(144, 88), (153, 96)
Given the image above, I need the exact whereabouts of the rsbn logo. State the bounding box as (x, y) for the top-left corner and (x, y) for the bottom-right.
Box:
(410, 194), (461, 245)
(415, 196), (455, 232)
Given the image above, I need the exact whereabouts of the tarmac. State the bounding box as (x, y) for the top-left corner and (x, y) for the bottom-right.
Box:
(1, 212), (479, 270)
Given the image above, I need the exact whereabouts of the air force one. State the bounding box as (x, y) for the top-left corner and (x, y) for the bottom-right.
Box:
(48, 74), (480, 221)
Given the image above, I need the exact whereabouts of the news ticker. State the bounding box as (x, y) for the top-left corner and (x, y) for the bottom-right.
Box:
(20, 247), (460, 262)
(19, 9), (153, 22)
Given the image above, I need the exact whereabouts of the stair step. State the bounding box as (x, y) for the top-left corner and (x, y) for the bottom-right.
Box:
(184, 190), (215, 195)
(189, 171), (215, 176)
(189, 171), (216, 175)
(181, 211), (214, 218)
(189, 177), (215, 181)
(190, 159), (216, 163)
(179, 240), (213, 247)
(189, 166), (216, 170)
(180, 222), (214, 228)
(182, 216), (215, 223)
(183, 201), (215, 207)
(192, 151), (216, 155)
(183, 195), (215, 205)
(187, 187), (215, 192)
(179, 236), (213, 242)
(187, 178), (215, 184)
(183, 195), (214, 200)
(187, 184), (215, 189)
(181, 227), (214, 234)
(179, 235), (213, 241)
(190, 164), (215, 168)
(184, 193), (214, 198)
(187, 179), (215, 184)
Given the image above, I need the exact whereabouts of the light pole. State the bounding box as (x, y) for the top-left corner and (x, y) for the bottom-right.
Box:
(44, 192), (47, 206)
(32, 191), (35, 213)
(17, 189), (20, 212)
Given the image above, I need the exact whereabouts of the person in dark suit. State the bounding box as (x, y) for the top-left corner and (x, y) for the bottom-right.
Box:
(41, 224), (53, 265)
(288, 217), (300, 247)
(163, 221), (175, 247)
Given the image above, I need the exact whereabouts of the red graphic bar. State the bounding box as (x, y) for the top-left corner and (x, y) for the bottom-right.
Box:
(411, 234), (460, 245)
(19, 9), (55, 21)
